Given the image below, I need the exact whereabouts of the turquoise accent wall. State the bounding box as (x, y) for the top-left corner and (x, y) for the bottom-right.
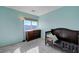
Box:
(39, 6), (79, 38)
(0, 6), (79, 46)
(0, 7), (38, 47)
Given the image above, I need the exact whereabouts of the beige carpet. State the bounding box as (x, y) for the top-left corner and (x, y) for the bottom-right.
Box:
(0, 38), (64, 53)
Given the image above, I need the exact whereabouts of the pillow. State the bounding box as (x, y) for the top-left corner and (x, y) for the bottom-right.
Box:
(47, 34), (53, 38)
(47, 34), (58, 43)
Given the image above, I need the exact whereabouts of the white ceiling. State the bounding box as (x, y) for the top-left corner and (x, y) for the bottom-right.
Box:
(7, 6), (62, 16)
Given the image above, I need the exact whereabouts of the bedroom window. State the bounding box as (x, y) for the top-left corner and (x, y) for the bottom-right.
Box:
(24, 20), (38, 31)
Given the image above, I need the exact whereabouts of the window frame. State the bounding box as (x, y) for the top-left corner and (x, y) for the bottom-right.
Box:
(24, 19), (38, 31)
